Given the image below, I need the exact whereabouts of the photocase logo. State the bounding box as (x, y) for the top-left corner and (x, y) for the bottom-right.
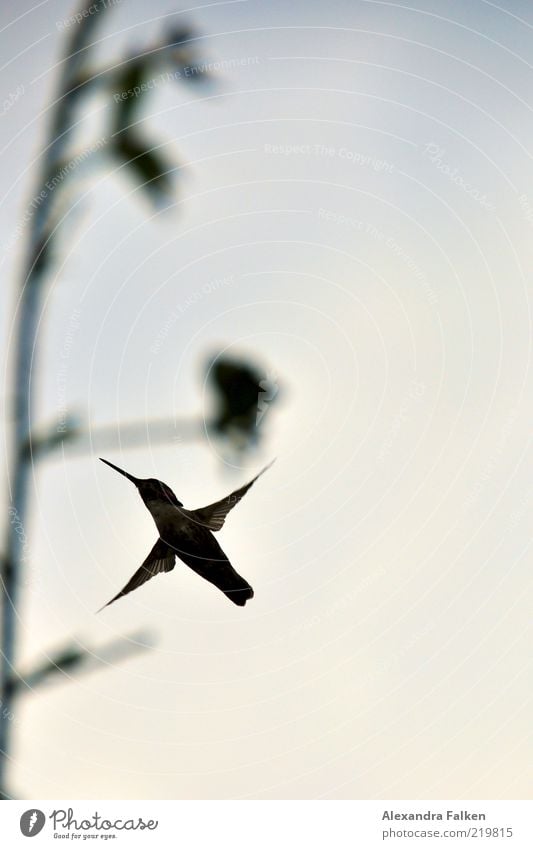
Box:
(256, 371), (279, 425)
(20, 809), (46, 837)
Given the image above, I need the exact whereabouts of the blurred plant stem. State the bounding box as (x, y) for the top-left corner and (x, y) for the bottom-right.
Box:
(0, 1), (275, 799)
(0, 2), (210, 798)
(12, 631), (153, 694)
(0, 3), (104, 799)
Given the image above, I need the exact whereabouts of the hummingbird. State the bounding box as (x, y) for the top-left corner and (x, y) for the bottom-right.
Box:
(98, 458), (273, 610)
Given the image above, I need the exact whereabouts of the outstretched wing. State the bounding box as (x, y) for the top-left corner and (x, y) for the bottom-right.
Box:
(190, 460), (274, 532)
(98, 538), (176, 611)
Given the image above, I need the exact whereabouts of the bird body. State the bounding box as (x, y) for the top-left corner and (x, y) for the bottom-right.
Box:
(148, 498), (188, 537)
(98, 458), (273, 610)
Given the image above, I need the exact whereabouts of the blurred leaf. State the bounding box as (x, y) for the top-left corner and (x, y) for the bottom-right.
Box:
(165, 26), (194, 47)
(161, 26), (210, 84)
(112, 57), (154, 131)
(112, 133), (174, 205)
(207, 355), (281, 449)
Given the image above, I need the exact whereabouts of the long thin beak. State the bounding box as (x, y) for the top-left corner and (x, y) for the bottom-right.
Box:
(100, 458), (140, 485)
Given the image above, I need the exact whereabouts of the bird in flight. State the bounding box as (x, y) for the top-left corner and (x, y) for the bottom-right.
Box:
(98, 458), (273, 610)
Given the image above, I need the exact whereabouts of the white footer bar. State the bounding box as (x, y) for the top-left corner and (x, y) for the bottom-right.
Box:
(2, 800), (532, 848)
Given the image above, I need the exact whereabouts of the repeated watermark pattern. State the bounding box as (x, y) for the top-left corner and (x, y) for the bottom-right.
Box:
(57, 308), (82, 433)
(363, 622), (434, 688)
(463, 407), (521, 511)
(505, 488), (531, 534)
(422, 143), (496, 211)
(1, 138), (107, 258)
(8, 506), (40, 597)
(46, 137), (107, 193)
(518, 194), (533, 228)
(318, 207), (438, 304)
(150, 274), (235, 354)
(264, 142), (394, 173)
(7, 507), (31, 565)
(290, 567), (387, 637)
(376, 379), (426, 467)
(0, 698), (16, 725)
(113, 55), (261, 103)
(56, 0), (122, 30)
(0, 84), (24, 116)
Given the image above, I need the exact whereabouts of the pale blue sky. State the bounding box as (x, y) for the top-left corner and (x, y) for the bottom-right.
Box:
(0, 0), (531, 798)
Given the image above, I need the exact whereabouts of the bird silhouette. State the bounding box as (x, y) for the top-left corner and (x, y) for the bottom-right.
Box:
(98, 458), (273, 610)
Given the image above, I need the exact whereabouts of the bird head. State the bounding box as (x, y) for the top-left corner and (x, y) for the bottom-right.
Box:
(100, 458), (183, 507)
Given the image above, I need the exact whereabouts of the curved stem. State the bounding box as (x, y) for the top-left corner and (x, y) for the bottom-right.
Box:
(0, 1), (106, 799)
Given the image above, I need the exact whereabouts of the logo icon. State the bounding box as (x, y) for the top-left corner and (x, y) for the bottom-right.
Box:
(20, 809), (46, 837)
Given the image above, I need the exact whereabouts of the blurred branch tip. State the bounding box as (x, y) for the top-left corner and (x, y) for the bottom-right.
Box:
(12, 631), (154, 694)
(206, 354), (283, 453)
(107, 22), (212, 207)
(22, 414), (81, 460)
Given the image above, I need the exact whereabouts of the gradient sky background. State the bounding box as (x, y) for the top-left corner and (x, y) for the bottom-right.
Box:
(0, 0), (531, 799)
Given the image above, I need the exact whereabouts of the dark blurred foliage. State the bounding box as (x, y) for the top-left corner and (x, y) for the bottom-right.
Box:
(108, 27), (212, 207)
(112, 134), (174, 204)
(207, 355), (281, 452)
(55, 355), (282, 457)
(28, 22), (212, 279)
(163, 26), (206, 76)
